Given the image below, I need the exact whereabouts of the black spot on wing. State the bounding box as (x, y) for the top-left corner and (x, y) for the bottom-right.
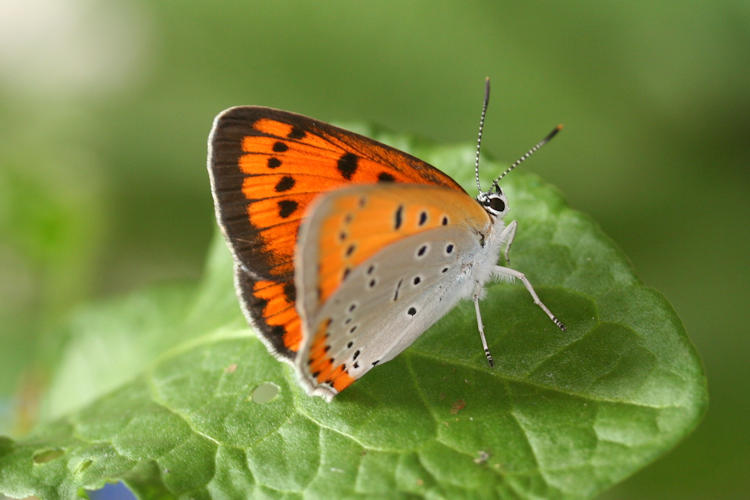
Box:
(287, 126), (306, 139)
(275, 176), (295, 192)
(393, 278), (403, 301)
(283, 281), (296, 303)
(394, 205), (404, 230)
(337, 153), (358, 180)
(278, 200), (298, 218)
(267, 157), (281, 169)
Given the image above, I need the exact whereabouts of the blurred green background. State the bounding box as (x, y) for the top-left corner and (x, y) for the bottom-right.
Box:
(0, 0), (747, 498)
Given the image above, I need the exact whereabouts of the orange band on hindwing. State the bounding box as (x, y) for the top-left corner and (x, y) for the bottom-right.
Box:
(235, 268), (302, 359)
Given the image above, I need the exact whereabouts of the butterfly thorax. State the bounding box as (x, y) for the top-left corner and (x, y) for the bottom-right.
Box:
(472, 213), (508, 283)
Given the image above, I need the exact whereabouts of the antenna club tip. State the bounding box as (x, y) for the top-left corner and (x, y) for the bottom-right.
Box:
(544, 124), (563, 142)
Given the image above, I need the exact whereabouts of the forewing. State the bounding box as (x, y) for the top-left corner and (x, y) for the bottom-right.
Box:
(294, 184), (491, 399)
(208, 106), (465, 281)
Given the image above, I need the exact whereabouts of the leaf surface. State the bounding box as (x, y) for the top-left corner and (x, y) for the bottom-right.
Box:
(0, 129), (707, 499)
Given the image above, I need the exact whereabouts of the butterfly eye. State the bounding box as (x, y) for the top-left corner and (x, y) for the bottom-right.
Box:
(489, 197), (506, 212)
(481, 194), (506, 213)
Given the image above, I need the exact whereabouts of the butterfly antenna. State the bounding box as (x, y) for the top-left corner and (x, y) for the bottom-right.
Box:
(474, 77), (491, 192)
(493, 124), (563, 184)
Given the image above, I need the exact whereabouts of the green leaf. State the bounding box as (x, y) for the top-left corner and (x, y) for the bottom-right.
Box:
(0, 128), (706, 499)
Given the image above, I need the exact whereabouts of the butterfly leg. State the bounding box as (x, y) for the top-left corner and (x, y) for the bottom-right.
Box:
(497, 220), (518, 264)
(492, 266), (566, 331)
(473, 292), (495, 367)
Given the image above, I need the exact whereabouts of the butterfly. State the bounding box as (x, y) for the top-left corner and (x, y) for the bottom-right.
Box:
(207, 79), (565, 401)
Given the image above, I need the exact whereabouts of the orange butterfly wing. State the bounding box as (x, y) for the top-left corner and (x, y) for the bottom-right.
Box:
(208, 107), (466, 361)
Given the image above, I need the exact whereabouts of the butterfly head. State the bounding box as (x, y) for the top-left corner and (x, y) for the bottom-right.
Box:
(477, 181), (508, 218)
